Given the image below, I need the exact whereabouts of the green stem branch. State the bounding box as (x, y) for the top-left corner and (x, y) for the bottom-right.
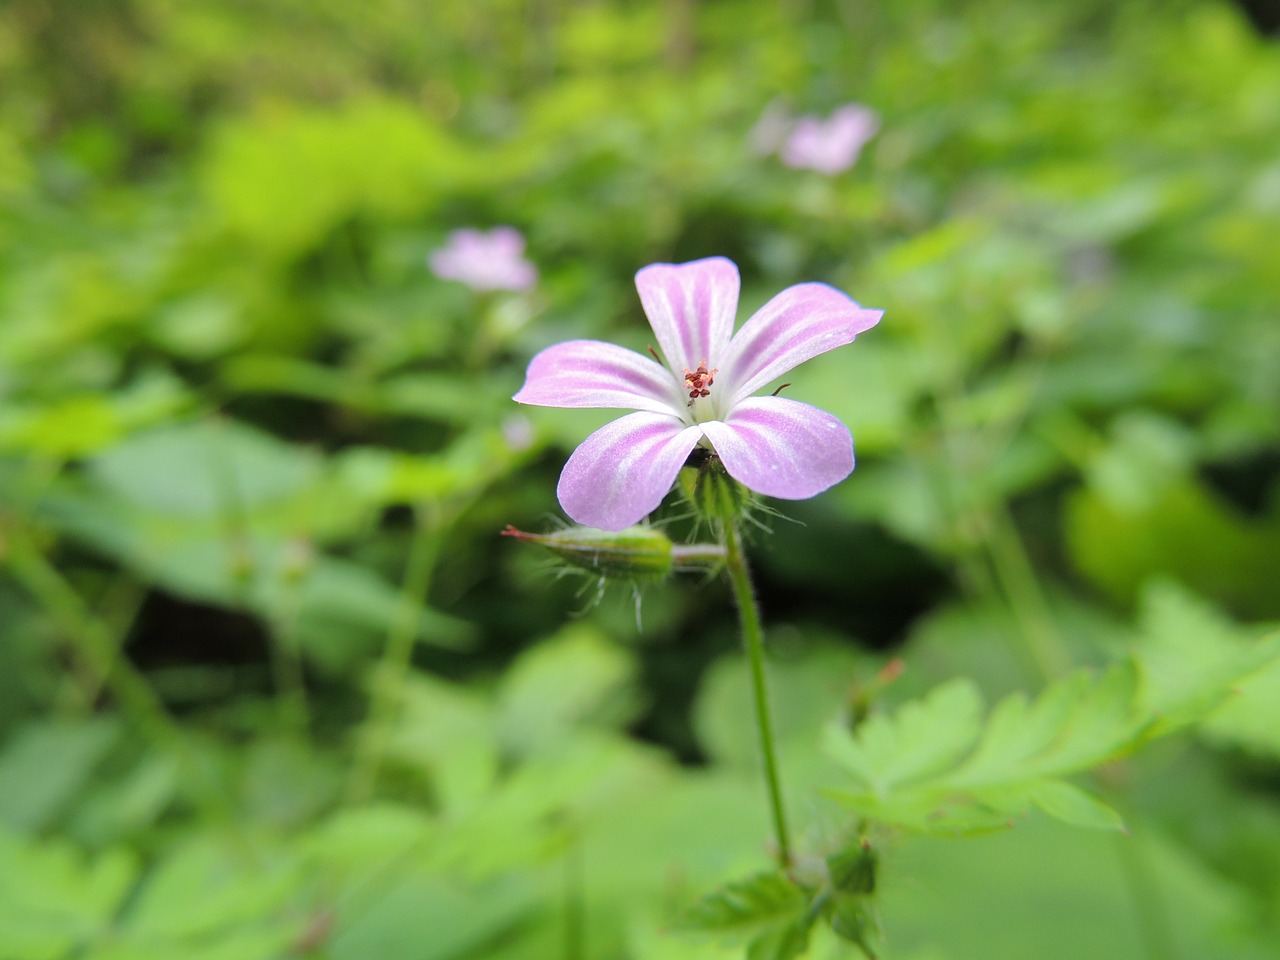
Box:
(723, 522), (792, 868)
(346, 503), (442, 803)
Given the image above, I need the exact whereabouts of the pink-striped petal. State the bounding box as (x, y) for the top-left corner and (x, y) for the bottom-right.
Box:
(514, 340), (680, 414)
(557, 413), (703, 531)
(720, 284), (882, 404)
(635, 257), (739, 372)
(699, 397), (853, 499)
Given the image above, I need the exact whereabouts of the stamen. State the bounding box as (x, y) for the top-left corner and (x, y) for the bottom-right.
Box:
(770, 382), (792, 397)
(647, 345), (666, 368)
(682, 359), (718, 402)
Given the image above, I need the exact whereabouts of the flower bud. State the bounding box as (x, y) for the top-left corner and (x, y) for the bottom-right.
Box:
(688, 453), (751, 525)
(503, 524), (674, 579)
(827, 838), (877, 895)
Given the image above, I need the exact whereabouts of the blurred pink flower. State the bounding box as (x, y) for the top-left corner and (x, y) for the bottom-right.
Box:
(501, 414), (536, 452)
(428, 227), (537, 292)
(514, 257), (882, 530)
(780, 104), (879, 174)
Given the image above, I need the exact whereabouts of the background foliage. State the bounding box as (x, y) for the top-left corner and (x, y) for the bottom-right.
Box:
(1, 0), (1278, 957)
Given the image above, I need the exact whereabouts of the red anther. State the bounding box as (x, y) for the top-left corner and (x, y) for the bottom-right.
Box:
(682, 359), (718, 402)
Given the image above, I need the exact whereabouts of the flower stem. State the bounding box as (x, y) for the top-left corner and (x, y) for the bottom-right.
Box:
(345, 503), (442, 803)
(723, 521), (792, 868)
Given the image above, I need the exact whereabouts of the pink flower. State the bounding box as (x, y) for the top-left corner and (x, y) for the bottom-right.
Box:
(780, 104), (879, 175)
(513, 257), (882, 530)
(428, 227), (537, 292)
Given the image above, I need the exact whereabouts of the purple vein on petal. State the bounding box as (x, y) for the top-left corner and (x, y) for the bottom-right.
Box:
(513, 340), (680, 414)
(557, 412), (703, 531)
(721, 283), (882, 404)
(635, 257), (740, 371)
(700, 397), (853, 499)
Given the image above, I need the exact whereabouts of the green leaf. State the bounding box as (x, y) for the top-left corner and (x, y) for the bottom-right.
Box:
(946, 661), (1146, 788)
(301, 805), (437, 871)
(674, 872), (808, 942)
(1027, 780), (1126, 833)
(822, 679), (983, 795)
(1066, 479), (1280, 619)
(824, 605), (1280, 837)
(828, 892), (883, 958)
(116, 834), (301, 953)
(879, 815), (1270, 960)
(37, 479), (475, 667)
(0, 718), (119, 833)
(380, 673), (498, 816)
(0, 830), (139, 960)
(87, 420), (322, 517)
(324, 870), (534, 960)
(1200, 655), (1280, 758)
(824, 664), (1144, 835)
(746, 916), (812, 960)
(200, 98), (471, 259)
(495, 624), (639, 757)
(1133, 581), (1280, 735)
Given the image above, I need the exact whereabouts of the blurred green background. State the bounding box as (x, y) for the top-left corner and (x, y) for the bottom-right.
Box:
(1, 0), (1279, 958)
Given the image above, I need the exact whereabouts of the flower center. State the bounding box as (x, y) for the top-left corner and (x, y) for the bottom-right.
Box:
(682, 359), (718, 402)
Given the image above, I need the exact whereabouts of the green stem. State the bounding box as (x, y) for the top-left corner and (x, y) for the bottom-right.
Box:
(985, 506), (1071, 682)
(268, 581), (311, 735)
(563, 830), (584, 960)
(1114, 827), (1177, 960)
(670, 542), (727, 567)
(7, 530), (176, 742)
(723, 522), (792, 868)
(345, 503), (442, 803)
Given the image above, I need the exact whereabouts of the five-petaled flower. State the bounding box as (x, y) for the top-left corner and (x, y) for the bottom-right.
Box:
(513, 257), (882, 530)
(428, 226), (538, 292)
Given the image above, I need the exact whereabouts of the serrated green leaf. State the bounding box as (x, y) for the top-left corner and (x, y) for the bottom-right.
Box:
(824, 611), (1280, 837)
(674, 872), (808, 941)
(829, 892), (882, 957)
(746, 916), (812, 960)
(1134, 581), (1280, 735)
(947, 662), (1146, 790)
(1026, 780), (1126, 833)
(824, 665), (1144, 835)
(824, 679), (983, 794)
(1200, 652), (1280, 758)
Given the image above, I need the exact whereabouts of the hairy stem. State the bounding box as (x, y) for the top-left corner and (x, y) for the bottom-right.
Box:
(723, 522), (792, 868)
